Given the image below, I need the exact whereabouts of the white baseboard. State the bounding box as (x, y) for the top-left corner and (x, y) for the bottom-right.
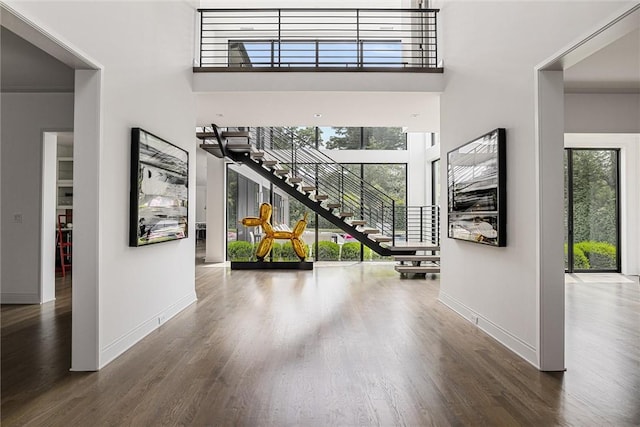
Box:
(439, 291), (538, 368)
(99, 291), (197, 368)
(204, 257), (226, 264)
(1, 292), (40, 304)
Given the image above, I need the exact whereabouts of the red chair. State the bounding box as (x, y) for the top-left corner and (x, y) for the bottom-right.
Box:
(57, 214), (72, 277)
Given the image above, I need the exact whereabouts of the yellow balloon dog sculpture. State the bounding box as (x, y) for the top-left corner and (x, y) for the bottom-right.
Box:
(241, 203), (308, 261)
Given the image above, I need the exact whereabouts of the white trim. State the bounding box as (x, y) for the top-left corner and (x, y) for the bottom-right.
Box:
(565, 133), (640, 276)
(41, 132), (59, 304)
(532, 2), (640, 373)
(71, 69), (103, 371)
(98, 292), (197, 370)
(534, 69), (566, 371)
(536, 4), (640, 71)
(439, 292), (538, 368)
(0, 3), (102, 70)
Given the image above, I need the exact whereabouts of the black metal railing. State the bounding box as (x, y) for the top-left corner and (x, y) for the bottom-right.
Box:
(214, 126), (440, 247)
(403, 205), (440, 245)
(250, 126), (397, 242)
(197, 8), (439, 70)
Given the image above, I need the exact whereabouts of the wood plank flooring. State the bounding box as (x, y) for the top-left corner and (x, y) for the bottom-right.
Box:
(1, 258), (638, 426)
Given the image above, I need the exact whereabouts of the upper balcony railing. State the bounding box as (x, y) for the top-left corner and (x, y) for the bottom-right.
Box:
(196, 8), (440, 71)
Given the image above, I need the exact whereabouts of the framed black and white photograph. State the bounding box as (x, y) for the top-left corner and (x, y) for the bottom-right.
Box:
(447, 128), (506, 247)
(129, 128), (189, 247)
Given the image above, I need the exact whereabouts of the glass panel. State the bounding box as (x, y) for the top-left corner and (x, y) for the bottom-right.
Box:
(226, 168), (262, 260)
(363, 164), (407, 261)
(318, 42), (358, 67)
(570, 149), (618, 271)
(278, 42), (317, 67)
(363, 127), (406, 150)
(432, 159), (440, 206)
(229, 40), (402, 68)
(320, 127), (362, 150)
(229, 41), (272, 67)
(290, 126), (317, 147)
(363, 164), (406, 204)
(564, 150), (569, 271)
(226, 168), (238, 243)
(318, 127), (406, 150)
(272, 193), (284, 226)
(362, 41), (403, 67)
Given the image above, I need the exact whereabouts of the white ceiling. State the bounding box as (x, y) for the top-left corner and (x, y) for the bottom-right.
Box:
(564, 28), (640, 93)
(1, 27), (74, 93)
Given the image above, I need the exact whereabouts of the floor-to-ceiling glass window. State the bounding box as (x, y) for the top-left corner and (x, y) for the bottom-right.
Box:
(315, 163), (362, 261)
(431, 159), (440, 206)
(363, 163), (406, 261)
(316, 126), (406, 150)
(225, 128), (409, 262)
(565, 148), (620, 272)
(226, 167), (262, 260)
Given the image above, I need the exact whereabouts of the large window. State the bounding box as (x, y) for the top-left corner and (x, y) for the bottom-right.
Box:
(229, 40), (403, 68)
(225, 129), (408, 262)
(226, 168), (261, 245)
(317, 127), (406, 150)
(564, 149), (620, 272)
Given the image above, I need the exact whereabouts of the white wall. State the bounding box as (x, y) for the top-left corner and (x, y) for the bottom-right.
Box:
(565, 93), (640, 133)
(1, 93), (74, 304)
(435, 1), (634, 368)
(5, 1), (198, 368)
(565, 133), (640, 276)
(196, 185), (207, 222)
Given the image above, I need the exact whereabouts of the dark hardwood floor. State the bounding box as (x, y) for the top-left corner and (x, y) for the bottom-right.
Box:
(1, 253), (639, 426)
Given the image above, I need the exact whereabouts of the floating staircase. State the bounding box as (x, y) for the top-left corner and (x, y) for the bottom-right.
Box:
(393, 248), (441, 277)
(198, 125), (441, 272)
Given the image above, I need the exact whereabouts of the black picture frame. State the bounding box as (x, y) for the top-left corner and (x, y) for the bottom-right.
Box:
(129, 128), (189, 247)
(447, 128), (506, 247)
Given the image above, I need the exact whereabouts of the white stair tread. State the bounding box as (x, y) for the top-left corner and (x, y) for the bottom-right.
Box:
(262, 160), (278, 167)
(196, 131), (215, 140)
(395, 265), (440, 274)
(326, 203), (341, 209)
(384, 244), (440, 252)
(199, 144), (223, 158)
(360, 228), (380, 235)
(371, 235), (392, 242)
(250, 151), (265, 158)
(274, 169), (290, 176)
(314, 194), (329, 201)
(221, 130), (250, 138)
(289, 177), (303, 183)
(301, 186), (316, 192)
(350, 220), (366, 226)
(394, 255), (440, 262)
(339, 212), (354, 218)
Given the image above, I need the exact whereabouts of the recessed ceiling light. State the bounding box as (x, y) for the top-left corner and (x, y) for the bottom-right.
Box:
(313, 113), (322, 118)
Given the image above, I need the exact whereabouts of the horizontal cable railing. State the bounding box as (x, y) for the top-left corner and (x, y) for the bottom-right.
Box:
(197, 8), (439, 70)
(401, 205), (440, 245)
